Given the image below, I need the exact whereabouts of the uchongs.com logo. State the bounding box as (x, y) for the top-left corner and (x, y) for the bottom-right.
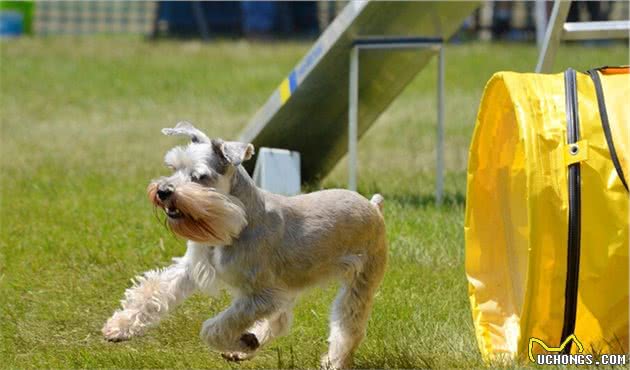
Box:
(528, 334), (628, 366)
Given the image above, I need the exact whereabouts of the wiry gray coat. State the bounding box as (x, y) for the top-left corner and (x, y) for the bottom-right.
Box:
(102, 122), (388, 369)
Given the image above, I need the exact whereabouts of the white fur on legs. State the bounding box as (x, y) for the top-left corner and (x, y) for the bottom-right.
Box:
(102, 261), (196, 341)
(102, 242), (215, 341)
(322, 285), (368, 369)
(222, 303), (294, 361)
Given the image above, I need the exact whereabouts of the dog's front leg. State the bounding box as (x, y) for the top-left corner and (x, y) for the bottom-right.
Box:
(102, 258), (197, 342)
(221, 301), (295, 362)
(102, 242), (217, 342)
(200, 290), (285, 353)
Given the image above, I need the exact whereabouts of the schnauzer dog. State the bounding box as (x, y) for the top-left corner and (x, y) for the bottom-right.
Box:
(102, 122), (388, 369)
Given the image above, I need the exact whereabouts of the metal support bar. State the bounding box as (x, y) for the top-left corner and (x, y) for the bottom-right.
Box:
(191, 1), (210, 41)
(348, 46), (359, 192)
(536, 1), (630, 73)
(348, 38), (445, 204)
(354, 36), (444, 49)
(534, 0), (548, 48)
(562, 20), (630, 40)
(536, 0), (572, 73)
(436, 47), (445, 205)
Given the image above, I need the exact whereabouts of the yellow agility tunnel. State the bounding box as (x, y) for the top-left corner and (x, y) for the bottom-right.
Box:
(465, 66), (629, 361)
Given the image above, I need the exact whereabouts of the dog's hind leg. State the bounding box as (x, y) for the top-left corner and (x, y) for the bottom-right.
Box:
(102, 243), (212, 342)
(322, 246), (387, 369)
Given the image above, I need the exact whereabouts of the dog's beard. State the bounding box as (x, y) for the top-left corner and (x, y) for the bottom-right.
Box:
(147, 182), (247, 245)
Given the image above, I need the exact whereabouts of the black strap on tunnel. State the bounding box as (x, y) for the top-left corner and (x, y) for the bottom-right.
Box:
(587, 68), (629, 192)
(560, 68), (582, 355)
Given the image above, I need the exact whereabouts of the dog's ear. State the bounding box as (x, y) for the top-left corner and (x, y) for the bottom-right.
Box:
(161, 121), (210, 144)
(213, 139), (255, 166)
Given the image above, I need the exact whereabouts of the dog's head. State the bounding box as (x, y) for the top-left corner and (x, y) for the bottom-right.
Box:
(147, 121), (254, 245)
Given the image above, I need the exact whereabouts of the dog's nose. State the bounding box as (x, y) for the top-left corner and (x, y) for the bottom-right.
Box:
(157, 185), (174, 201)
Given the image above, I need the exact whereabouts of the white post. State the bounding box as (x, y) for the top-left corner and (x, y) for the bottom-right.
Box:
(436, 46), (445, 205)
(348, 46), (359, 192)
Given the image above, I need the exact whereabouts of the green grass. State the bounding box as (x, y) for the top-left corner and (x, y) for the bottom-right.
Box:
(0, 37), (627, 369)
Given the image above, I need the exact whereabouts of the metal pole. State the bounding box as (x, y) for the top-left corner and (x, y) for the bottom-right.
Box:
(536, 0), (572, 73)
(348, 46), (359, 192)
(191, 1), (210, 41)
(436, 46), (445, 206)
(534, 0), (548, 49)
(348, 39), (444, 195)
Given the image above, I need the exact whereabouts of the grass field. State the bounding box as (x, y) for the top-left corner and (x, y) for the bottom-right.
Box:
(0, 37), (627, 369)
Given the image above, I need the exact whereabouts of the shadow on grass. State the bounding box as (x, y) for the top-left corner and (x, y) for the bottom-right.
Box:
(354, 355), (432, 369)
(387, 191), (466, 208)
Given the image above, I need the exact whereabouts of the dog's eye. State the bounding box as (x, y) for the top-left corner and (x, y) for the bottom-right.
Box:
(192, 173), (209, 183)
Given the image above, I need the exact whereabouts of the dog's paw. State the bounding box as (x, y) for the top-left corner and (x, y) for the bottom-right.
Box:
(239, 332), (259, 351)
(102, 310), (141, 342)
(321, 354), (352, 370)
(221, 351), (253, 362)
(201, 319), (259, 353)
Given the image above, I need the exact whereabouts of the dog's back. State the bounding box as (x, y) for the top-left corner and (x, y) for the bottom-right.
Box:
(276, 189), (385, 245)
(253, 189), (386, 289)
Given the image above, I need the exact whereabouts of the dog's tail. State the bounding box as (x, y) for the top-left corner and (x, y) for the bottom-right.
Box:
(370, 193), (384, 213)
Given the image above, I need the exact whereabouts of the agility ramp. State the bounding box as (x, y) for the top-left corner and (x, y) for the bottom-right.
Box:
(239, 1), (479, 184)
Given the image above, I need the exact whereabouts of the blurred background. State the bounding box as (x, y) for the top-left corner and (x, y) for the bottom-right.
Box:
(1, 1), (628, 41)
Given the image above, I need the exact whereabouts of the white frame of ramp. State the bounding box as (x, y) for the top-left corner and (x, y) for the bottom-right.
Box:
(348, 37), (445, 205)
(536, 0), (630, 73)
